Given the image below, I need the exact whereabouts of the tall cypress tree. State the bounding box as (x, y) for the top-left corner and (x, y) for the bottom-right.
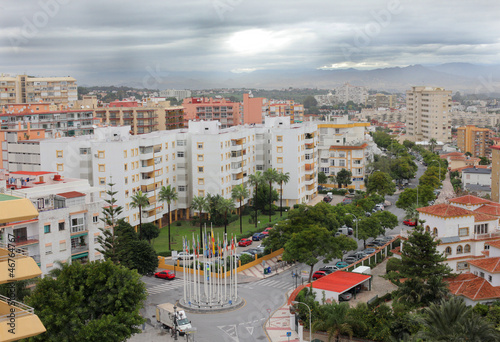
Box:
(97, 181), (123, 263)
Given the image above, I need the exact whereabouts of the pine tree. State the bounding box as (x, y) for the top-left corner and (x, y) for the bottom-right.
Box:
(97, 180), (123, 263)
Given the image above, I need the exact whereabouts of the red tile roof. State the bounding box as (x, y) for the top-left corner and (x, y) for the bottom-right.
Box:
(491, 145), (500, 151)
(487, 240), (500, 250)
(475, 204), (500, 217)
(472, 212), (499, 222)
(446, 273), (500, 301)
(449, 195), (494, 205)
(468, 257), (500, 273)
(56, 191), (86, 199)
(312, 271), (371, 293)
(417, 203), (473, 217)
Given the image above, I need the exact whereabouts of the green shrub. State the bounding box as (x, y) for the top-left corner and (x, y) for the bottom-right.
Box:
(158, 251), (172, 257)
(293, 204), (300, 209)
(386, 257), (402, 273)
(175, 221), (182, 227)
(239, 254), (254, 266)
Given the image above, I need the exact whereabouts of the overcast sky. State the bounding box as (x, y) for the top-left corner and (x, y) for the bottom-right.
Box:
(1, 0), (499, 86)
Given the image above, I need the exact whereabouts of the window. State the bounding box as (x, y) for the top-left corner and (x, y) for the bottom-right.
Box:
(456, 245), (463, 254)
(198, 190), (205, 196)
(489, 275), (493, 282)
(474, 223), (488, 234)
(485, 243), (490, 250)
(93, 216), (98, 223)
(198, 166), (204, 173)
(177, 151), (185, 158)
(433, 228), (438, 236)
(98, 164), (105, 172)
(197, 142), (203, 149)
(276, 135), (283, 142)
(178, 185), (186, 192)
(458, 227), (469, 237)
(457, 262), (469, 271)
(339, 160), (345, 167)
(277, 146), (283, 153)
(44, 224), (51, 234)
(123, 150), (127, 158)
(99, 177), (106, 185)
(445, 246), (452, 255)
(98, 151), (105, 159)
(124, 163), (128, 171)
(125, 177), (128, 185)
(56, 150), (63, 158)
(80, 148), (90, 155)
(480, 272), (485, 278)
(277, 168), (283, 173)
(71, 217), (85, 233)
(277, 157), (283, 164)
(59, 241), (66, 252)
(464, 244), (471, 253)
(58, 222), (65, 231)
(321, 158), (328, 164)
(45, 244), (52, 255)
(198, 178), (204, 185)
(165, 142), (168, 149)
(57, 163), (64, 171)
(197, 154), (204, 161)
(125, 190), (129, 198)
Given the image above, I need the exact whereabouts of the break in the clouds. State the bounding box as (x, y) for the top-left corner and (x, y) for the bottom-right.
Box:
(0, 0), (499, 85)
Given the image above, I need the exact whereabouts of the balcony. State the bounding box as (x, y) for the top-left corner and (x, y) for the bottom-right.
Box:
(474, 231), (500, 240)
(140, 164), (154, 173)
(0, 244), (41, 282)
(140, 176), (155, 186)
(71, 244), (89, 255)
(0, 295), (46, 341)
(12, 235), (39, 247)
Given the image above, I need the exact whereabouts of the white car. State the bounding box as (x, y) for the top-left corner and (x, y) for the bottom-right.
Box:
(172, 252), (194, 261)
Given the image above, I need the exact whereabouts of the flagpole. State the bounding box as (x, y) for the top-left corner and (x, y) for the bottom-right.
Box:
(183, 237), (186, 303)
(234, 236), (238, 300)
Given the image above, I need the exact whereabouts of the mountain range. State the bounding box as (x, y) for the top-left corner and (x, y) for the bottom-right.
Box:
(82, 63), (500, 94)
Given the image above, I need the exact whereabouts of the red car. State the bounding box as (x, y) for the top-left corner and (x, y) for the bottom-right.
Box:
(261, 231), (269, 237)
(403, 220), (417, 226)
(154, 270), (175, 280)
(238, 238), (252, 247)
(312, 271), (327, 280)
(264, 227), (273, 232)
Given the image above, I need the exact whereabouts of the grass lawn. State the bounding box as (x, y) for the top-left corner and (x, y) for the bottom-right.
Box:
(152, 212), (285, 253)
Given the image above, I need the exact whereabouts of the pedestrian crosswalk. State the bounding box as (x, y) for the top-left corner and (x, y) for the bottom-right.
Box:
(240, 279), (294, 291)
(147, 279), (184, 295)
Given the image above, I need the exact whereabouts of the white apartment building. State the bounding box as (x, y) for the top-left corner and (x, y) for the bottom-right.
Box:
(0, 74), (78, 105)
(0, 171), (103, 275)
(412, 196), (500, 273)
(406, 86), (452, 143)
(256, 117), (318, 205)
(40, 120), (318, 228)
(316, 116), (375, 190)
(160, 89), (192, 101)
(332, 83), (368, 104)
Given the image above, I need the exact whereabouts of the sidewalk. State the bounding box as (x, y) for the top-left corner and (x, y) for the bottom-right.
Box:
(435, 172), (455, 204)
(265, 290), (300, 342)
(239, 256), (290, 279)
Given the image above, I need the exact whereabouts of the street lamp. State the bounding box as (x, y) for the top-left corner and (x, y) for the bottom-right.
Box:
(291, 301), (312, 342)
(345, 212), (358, 243)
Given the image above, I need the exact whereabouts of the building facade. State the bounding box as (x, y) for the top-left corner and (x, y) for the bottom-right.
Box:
(268, 100), (304, 123)
(182, 97), (242, 128)
(406, 86), (452, 143)
(457, 125), (492, 158)
(0, 74), (77, 105)
(242, 93), (268, 125)
(316, 116), (373, 190)
(333, 83), (368, 104)
(491, 145), (500, 202)
(1, 171), (103, 276)
(159, 89), (192, 101)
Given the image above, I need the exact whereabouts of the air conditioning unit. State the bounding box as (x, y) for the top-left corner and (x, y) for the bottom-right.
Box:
(94, 154), (99, 158)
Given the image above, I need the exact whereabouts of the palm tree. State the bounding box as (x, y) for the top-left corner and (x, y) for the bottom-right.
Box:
(158, 185), (178, 251)
(130, 190), (149, 237)
(276, 171), (290, 217)
(429, 138), (437, 154)
(191, 195), (208, 247)
(404, 203), (419, 222)
(312, 301), (355, 342)
(263, 168), (279, 222)
(248, 171), (264, 228)
(231, 184), (249, 234)
(216, 197), (235, 235)
(418, 297), (499, 341)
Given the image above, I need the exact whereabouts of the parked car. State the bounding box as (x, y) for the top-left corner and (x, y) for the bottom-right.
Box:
(352, 251), (368, 260)
(252, 233), (266, 241)
(335, 261), (349, 268)
(238, 238), (252, 247)
(323, 196), (332, 203)
(155, 270), (175, 280)
(320, 265), (339, 273)
(312, 271), (328, 280)
(365, 211), (371, 217)
(255, 245), (266, 254)
(264, 227), (273, 232)
(261, 230), (269, 237)
(344, 256), (357, 264)
(366, 242), (384, 249)
(244, 248), (260, 256)
(403, 219), (417, 226)
(363, 248), (377, 255)
(342, 197), (353, 205)
(350, 285), (362, 294)
(172, 252), (194, 261)
(339, 292), (353, 301)
(375, 203), (384, 211)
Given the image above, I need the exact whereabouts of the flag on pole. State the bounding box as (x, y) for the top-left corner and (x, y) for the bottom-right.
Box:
(211, 228), (215, 256)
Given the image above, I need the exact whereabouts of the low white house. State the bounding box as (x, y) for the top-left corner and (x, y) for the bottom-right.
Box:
(461, 167), (491, 189)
